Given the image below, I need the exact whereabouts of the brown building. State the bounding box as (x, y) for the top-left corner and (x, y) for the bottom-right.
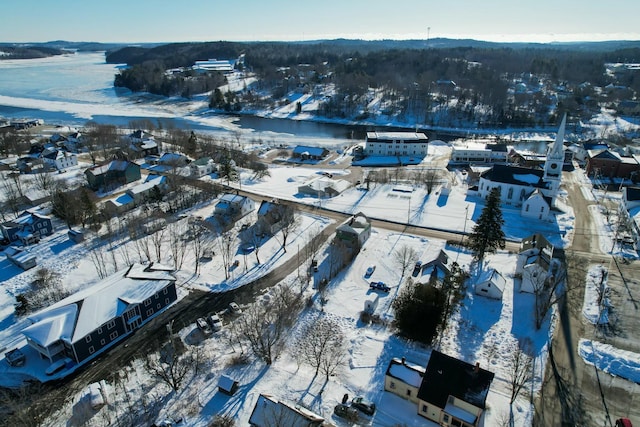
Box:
(585, 149), (640, 179)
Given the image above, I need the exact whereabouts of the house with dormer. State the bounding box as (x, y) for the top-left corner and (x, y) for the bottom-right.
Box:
(417, 350), (494, 427)
(22, 263), (177, 368)
(1, 211), (53, 245)
(516, 234), (560, 293)
(214, 193), (255, 220)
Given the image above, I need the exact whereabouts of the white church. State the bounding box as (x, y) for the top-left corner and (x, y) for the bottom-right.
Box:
(477, 114), (567, 220)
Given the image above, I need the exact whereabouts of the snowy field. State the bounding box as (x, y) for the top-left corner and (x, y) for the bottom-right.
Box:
(231, 158), (574, 247)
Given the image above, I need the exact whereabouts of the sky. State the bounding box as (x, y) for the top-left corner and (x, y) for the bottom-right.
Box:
(3, 0), (640, 44)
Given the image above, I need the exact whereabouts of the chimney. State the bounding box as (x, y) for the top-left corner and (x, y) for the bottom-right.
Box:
(474, 362), (480, 373)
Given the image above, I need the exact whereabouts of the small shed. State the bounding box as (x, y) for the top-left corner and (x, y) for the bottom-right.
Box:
(474, 268), (506, 300)
(364, 294), (379, 314)
(68, 229), (84, 243)
(5, 246), (37, 270)
(218, 375), (239, 395)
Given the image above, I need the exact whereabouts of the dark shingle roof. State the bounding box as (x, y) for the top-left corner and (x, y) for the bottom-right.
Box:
(417, 350), (494, 410)
(480, 164), (547, 188)
(292, 145), (329, 157)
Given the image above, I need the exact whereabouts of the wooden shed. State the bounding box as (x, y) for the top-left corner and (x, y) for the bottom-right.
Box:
(218, 375), (239, 395)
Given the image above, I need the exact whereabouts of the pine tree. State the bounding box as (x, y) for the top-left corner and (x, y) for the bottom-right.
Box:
(468, 187), (506, 262)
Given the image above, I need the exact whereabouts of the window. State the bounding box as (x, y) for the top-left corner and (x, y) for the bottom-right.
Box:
(525, 205), (530, 212)
(85, 335), (92, 343)
(541, 206), (545, 212)
(89, 346), (95, 354)
(107, 320), (115, 329)
(157, 303), (161, 309)
(145, 299), (151, 306)
(422, 404), (428, 413)
(481, 288), (488, 292)
(443, 415), (450, 422)
(97, 327), (102, 334)
(147, 309), (154, 317)
(406, 389), (411, 397)
(100, 339), (106, 346)
(508, 188), (513, 199)
(163, 288), (168, 295)
(109, 331), (118, 340)
(389, 381), (396, 389)
(165, 298), (170, 304)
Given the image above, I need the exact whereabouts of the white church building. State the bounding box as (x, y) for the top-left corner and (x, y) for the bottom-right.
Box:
(477, 114), (567, 219)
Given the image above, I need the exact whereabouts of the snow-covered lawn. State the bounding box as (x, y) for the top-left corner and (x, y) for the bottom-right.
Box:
(38, 228), (550, 427)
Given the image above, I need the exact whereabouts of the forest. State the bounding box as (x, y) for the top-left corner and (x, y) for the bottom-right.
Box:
(106, 39), (640, 129)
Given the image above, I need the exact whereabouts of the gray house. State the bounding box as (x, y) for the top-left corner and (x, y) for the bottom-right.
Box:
(22, 263), (177, 367)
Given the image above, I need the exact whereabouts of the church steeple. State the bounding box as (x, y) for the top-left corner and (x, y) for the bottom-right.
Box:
(543, 113), (566, 183)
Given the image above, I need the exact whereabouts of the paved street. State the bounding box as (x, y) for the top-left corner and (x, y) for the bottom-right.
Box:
(534, 170), (640, 426)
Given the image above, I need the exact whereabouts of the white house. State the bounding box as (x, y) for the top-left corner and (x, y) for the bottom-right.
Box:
(521, 189), (552, 220)
(42, 149), (78, 171)
(450, 142), (509, 164)
(297, 176), (350, 198)
(516, 234), (559, 293)
(474, 269), (506, 300)
(214, 193), (255, 219)
(365, 131), (429, 157)
(384, 357), (426, 404)
(189, 157), (215, 177)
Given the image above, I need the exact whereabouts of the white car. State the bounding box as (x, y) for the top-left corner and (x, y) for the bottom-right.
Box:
(229, 302), (242, 315)
(208, 314), (223, 332)
(365, 265), (376, 277)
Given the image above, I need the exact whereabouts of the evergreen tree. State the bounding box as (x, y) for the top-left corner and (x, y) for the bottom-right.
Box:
(468, 187), (506, 262)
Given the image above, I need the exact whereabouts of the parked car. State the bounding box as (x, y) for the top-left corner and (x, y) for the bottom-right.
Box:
(369, 281), (390, 292)
(412, 261), (422, 276)
(241, 243), (255, 253)
(333, 403), (359, 420)
(365, 265), (376, 277)
(208, 314), (223, 332)
(228, 302), (242, 315)
(196, 317), (212, 335)
(322, 172), (333, 178)
(351, 396), (376, 415)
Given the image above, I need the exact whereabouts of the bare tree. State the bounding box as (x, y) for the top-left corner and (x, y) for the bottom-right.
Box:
(0, 172), (25, 219)
(150, 221), (167, 262)
(190, 223), (213, 274)
(394, 245), (417, 280)
(236, 284), (303, 364)
(168, 221), (188, 270)
(509, 338), (534, 405)
(144, 339), (193, 392)
(274, 204), (298, 253)
(294, 315), (346, 383)
(218, 230), (235, 280)
(424, 168), (443, 195)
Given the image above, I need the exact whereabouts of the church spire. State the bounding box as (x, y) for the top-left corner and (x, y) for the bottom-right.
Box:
(543, 113), (566, 184)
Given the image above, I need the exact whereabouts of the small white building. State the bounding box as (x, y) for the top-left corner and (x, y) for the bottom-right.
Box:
(474, 269), (506, 300)
(214, 193), (255, 219)
(521, 189), (552, 220)
(450, 142), (509, 164)
(365, 132), (429, 157)
(5, 246), (37, 270)
(297, 176), (350, 198)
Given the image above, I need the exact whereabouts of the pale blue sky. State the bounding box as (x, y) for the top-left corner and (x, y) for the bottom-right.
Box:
(3, 0), (640, 43)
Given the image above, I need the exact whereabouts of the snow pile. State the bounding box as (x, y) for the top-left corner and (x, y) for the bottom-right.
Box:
(579, 339), (640, 384)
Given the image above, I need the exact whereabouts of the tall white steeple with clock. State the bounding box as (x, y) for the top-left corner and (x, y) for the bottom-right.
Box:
(543, 113), (567, 201)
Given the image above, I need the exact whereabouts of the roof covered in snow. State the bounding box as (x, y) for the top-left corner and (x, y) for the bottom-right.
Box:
(23, 264), (176, 345)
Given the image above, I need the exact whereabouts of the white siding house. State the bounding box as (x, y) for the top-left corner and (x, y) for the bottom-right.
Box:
(365, 132), (429, 157)
(474, 269), (506, 300)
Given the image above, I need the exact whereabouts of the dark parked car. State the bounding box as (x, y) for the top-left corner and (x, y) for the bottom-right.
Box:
(334, 404), (359, 420)
(369, 281), (390, 292)
(351, 396), (376, 415)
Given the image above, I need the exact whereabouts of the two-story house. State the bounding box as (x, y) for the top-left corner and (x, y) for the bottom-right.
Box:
(22, 263), (177, 369)
(1, 211), (53, 245)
